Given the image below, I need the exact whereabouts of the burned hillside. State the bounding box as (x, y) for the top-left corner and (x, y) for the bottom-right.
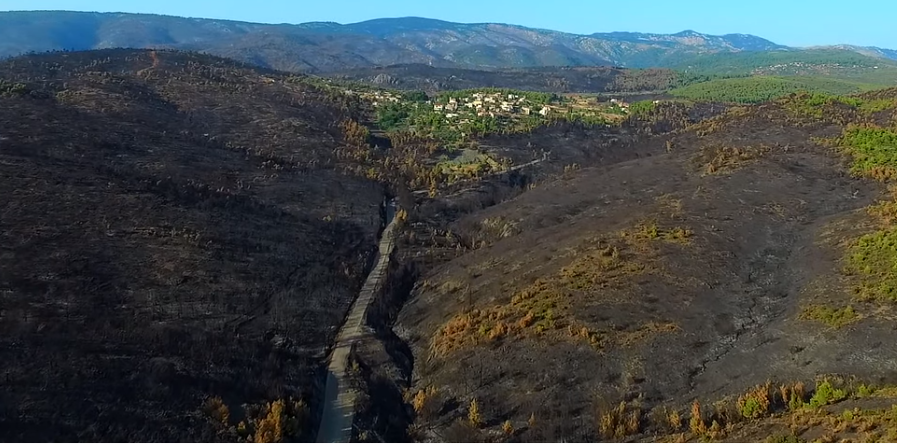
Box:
(0, 49), (385, 441)
(391, 91), (897, 442)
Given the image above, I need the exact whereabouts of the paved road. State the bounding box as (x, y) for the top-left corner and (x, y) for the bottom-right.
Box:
(316, 200), (399, 443)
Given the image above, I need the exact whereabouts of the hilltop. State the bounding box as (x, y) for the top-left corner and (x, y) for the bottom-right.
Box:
(2, 11), (897, 72)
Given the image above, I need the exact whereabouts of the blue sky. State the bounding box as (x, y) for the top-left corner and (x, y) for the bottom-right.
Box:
(2, 0), (896, 48)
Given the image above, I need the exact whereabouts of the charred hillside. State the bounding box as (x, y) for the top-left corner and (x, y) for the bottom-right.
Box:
(0, 49), (385, 441)
(393, 91), (897, 442)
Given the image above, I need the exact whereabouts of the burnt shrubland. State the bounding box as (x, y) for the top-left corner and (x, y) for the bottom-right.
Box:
(0, 49), (384, 441)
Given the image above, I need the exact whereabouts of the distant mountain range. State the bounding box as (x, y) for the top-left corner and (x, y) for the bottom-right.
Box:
(1, 11), (896, 73)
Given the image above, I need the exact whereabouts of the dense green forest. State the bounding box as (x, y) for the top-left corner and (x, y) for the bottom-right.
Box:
(674, 49), (897, 84)
(669, 76), (882, 104)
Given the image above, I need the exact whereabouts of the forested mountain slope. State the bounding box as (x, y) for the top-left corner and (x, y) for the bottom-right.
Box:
(2, 11), (896, 72)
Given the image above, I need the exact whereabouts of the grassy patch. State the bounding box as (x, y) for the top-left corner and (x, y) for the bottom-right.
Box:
(845, 228), (897, 302)
(839, 126), (897, 182)
(0, 79), (28, 96)
(652, 379), (897, 442)
(628, 100), (657, 118)
(868, 197), (897, 226)
(801, 305), (859, 328)
(621, 221), (693, 244)
(859, 98), (897, 114)
(783, 92), (864, 119)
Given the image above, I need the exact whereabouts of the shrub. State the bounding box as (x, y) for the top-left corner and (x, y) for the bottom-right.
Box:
(767, 433), (803, 443)
(846, 228), (897, 302)
(204, 396), (230, 428)
(737, 382), (772, 419)
(502, 420), (514, 435)
(240, 398), (307, 443)
(689, 401), (707, 435)
(412, 386), (440, 419)
(781, 381), (807, 411)
(468, 399), (482, 428)
(629, 100), (657, 118)
(668, 409), (683, 431)
(598, 401), (641, 439)
(801, 305), (859, 328)
(810, 381), (847, 408)
(857, 383), (876, 398)
(840, 126), (897, 181)
(740, 398), (764, 419)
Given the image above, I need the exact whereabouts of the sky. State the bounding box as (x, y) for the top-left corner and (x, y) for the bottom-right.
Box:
(2, 0), (896, 48)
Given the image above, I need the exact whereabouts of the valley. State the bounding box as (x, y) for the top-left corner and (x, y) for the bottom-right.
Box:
(2, 7), (897, 444)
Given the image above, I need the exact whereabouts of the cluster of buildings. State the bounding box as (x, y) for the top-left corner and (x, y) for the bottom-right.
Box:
(362, 90), (402, 107)
(432, 92), (553, 120)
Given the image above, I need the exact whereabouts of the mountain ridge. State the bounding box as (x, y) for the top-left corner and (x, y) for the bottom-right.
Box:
(1, 11), (895, 72)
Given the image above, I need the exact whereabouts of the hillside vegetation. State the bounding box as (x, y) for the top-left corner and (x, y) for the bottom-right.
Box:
(676, 49), (897, 84)
(670, 76), (883, 104)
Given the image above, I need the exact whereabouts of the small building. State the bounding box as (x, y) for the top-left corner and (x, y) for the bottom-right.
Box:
(433, 104), (444, 111)
(539, 106), (551, 116)
(521, 107), (531, 115)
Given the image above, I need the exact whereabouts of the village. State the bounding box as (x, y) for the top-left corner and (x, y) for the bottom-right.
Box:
(430, 91), (555, 120)
(364, 89), (637, 121)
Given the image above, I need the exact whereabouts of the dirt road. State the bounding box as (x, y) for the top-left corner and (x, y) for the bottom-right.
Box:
(316, 201), (399, 443)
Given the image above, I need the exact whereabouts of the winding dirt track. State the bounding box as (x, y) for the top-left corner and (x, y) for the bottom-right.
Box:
(316, 201), (398, 443)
